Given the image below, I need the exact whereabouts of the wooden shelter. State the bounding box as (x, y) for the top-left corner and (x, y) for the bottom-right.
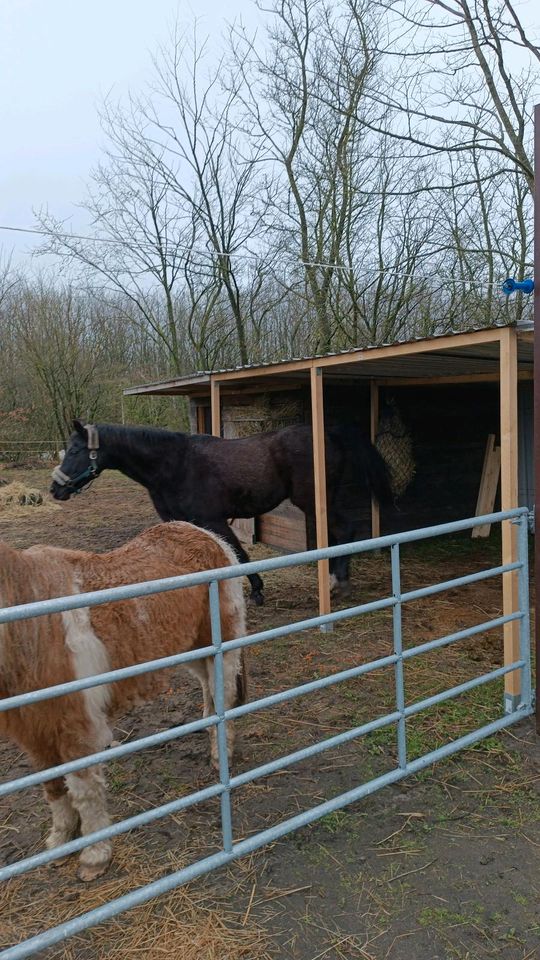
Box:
(125, 322), (534, 712)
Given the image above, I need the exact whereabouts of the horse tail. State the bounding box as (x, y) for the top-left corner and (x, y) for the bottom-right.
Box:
(328, 425), (393, 506)
(237, 649), (249, 706)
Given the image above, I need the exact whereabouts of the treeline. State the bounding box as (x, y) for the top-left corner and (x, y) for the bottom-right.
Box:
(0, 0), (537, 442)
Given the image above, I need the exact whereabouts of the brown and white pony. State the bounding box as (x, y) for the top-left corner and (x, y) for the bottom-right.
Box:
(0, 522), (247, 881)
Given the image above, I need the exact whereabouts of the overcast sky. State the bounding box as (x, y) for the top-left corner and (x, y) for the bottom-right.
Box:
(0, 0), (257, 265)
(1, 0), (538, 270)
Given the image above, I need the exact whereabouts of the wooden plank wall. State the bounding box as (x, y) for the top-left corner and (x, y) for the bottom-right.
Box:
(258, 500), (308, 552)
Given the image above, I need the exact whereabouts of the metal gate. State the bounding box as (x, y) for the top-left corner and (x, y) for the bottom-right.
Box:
(0, 508), (533, 959)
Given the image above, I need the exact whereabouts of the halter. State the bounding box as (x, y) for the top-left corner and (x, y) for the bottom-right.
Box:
(51, 424), (100, 494)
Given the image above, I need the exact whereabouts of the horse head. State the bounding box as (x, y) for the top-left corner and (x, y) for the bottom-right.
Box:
(50, 419), (102, 500)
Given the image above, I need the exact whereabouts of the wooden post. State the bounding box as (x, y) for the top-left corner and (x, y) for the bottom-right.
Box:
(310, 366), (331, 621)
(499, 327), (520, 712)
(471, 435), (501, 537)
(210, 380), (221, 437)
(196, 405), (206, 435)
(534, 102), (540, 734)
(370, 381), (380, 539)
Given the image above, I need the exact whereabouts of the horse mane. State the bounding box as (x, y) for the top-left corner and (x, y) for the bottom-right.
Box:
(98, 423), (187, 453)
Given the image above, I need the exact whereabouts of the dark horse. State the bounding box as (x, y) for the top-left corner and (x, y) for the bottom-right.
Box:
(51, 420), (392, 604)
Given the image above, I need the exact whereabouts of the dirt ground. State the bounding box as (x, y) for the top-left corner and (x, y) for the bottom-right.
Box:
(0, 465), (538, 960)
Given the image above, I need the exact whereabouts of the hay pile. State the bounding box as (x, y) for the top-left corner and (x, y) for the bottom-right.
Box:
(0, 481), (57, 517)
(0, 840), (271, 960)
(222, 395), (303, 438)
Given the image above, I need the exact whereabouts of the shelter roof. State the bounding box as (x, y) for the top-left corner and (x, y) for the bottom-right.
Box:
(124, 321), (534, 397)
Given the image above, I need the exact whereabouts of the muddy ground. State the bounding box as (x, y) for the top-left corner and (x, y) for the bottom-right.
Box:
(0, 466), (538, 960)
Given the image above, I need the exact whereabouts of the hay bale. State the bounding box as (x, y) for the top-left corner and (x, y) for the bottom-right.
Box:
(222, 394), (303, 438)
(376, 401), (416, 500)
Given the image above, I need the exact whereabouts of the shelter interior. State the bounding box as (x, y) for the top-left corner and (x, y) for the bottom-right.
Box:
(125, 324), (534, 709)
(126, 323), (534, 550)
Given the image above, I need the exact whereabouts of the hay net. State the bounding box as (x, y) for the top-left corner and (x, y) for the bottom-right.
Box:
(375, 398), (415, 500)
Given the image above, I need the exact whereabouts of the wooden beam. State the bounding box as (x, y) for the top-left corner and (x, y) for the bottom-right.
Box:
(210, 380), (221, 437)
(123, 374), (210, 395)
(310, 366), (331, 622)
(375, 370), (533, 387)
(321, 327), (504, 367)
(216, 359), (312, 382)
(213, 328), (505, 383)
(534, 102), (540, 735)
(125, 366), (533, 399)
(499, 327), (521, 711)
(219, 381), (305, 395)
(471, 435), (501, 537)
(370, 381), (380, 539)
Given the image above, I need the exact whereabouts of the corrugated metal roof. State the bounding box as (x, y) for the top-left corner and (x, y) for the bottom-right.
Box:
(124, 321), (533, 396)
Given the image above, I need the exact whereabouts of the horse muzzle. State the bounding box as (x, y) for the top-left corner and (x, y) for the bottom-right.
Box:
(50, 465), (72, 499)
(50, 462), (99, 498)
(50, 479), (72, 500)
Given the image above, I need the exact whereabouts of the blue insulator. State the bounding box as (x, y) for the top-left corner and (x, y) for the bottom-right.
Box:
(502, 277), (535, 295)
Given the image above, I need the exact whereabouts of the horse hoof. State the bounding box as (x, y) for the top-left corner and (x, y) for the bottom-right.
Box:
(250, 591), (264, 607)
(77, 858), (110, 883)
(331, 581), (352, 599)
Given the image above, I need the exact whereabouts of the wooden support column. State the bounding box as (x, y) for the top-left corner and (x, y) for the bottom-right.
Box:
(310, 366), (331, 622)
(534, 101), (540, 734)
(210, 380), (221, 437)
(370, 380), (380, 539)
(499, 327), (521, 712)
(196, 405), (206, 435)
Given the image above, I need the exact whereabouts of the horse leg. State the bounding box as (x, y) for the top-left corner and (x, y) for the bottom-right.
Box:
(204, 520), (264, 606)
(66, 765), (112, 882)
(302, 507), (353, 598)
(43, 776), (80, 859)
(328, 512), (356, 599)
(187, 659), (217, 765)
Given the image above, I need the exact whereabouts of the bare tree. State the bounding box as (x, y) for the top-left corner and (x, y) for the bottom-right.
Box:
(232, 0), (383, 352)
(132, 27), (271, 365)
(371, 0), (538, 194)
(36, 132), (189, 373)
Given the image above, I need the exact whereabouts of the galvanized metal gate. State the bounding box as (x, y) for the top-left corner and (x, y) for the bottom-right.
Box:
(0, 509), (533, 959)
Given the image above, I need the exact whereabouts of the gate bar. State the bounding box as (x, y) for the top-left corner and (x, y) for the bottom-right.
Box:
(209, 579), (234, 853)
(391, 543), (407, 768)
(1, 709), (528, 960)
(0, 609), (523, 801)
(0, 509), (528, 629)
(0, 653), (526, 882)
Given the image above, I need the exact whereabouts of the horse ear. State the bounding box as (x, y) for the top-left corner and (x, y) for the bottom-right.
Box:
(73, 419), (86, 437)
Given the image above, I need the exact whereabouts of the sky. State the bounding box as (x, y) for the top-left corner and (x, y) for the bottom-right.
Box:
(0, 0), (258, 266)
(1, 0), (538, 272)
